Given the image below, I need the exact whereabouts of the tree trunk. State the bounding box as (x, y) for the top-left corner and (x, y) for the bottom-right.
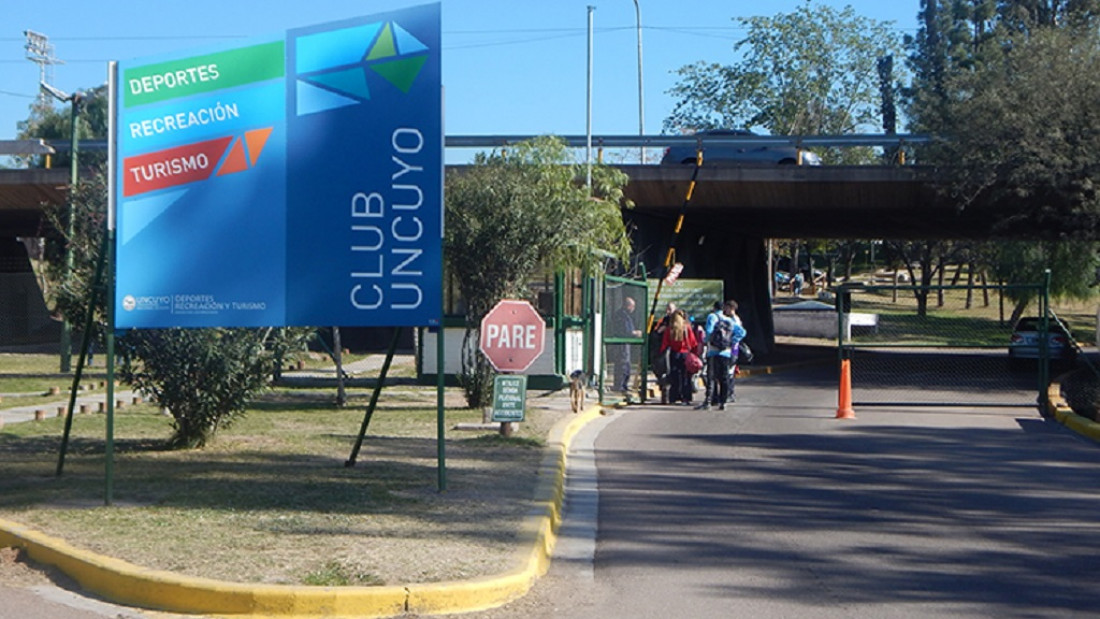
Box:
(1009, 297), (1029, 327)
(915, 289), (929, 317)
(333, 326), (346, 407)
(937, 259), (946, 307)
(460, 326), (493, 408)
(965, 262), (975, 310)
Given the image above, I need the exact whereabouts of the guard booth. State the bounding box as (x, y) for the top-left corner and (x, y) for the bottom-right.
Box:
(602, 275), (649, 404)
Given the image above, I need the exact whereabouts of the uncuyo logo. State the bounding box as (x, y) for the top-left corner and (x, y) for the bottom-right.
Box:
(294, 20), (429, 116)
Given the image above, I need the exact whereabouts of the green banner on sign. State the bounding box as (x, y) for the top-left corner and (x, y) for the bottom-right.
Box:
(491, 375), (527, 422)
(647, 278), (725, 323)
(123, 41), (285, 108)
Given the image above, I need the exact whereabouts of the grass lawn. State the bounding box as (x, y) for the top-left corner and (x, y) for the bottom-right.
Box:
(1, 357), (567, 586)
(0, 353), (109, 397)
(842, 282), (1098, 347)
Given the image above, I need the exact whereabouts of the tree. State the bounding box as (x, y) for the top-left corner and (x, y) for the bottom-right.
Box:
(664, 2), (903, 164)
(920, 24), (1100, 238)
(906, 3), (1100, 315)
(666, 4), (904, 299)
(989, 240), (1099, 324)
(997, 0), (1100, 31)
(445, 136), (632, 406)
(40, 163), (109, 331)
(16, 84), (108, 169)
(882, 240), (959, 316)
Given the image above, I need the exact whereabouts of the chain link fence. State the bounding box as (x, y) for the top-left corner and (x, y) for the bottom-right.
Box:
(838, 283), (1048, 408)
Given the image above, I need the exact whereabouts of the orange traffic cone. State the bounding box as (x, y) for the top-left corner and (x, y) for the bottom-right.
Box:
(836, 358), (855, 419)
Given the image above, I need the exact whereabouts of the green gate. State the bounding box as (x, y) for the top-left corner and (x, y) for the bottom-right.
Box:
(836, 280), (1053, 409)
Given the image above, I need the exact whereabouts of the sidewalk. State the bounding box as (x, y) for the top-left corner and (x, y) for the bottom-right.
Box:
(0, 387), (138, 427)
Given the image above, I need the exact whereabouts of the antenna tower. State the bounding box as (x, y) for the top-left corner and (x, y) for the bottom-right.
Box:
(24, 30), (64, 109)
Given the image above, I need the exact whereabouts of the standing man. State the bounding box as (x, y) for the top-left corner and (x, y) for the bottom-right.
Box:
(698, 299), (746, 410)
(613, 296), (643, 398)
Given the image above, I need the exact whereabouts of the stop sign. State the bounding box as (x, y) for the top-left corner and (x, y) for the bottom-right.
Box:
(479, 299), (546, 373)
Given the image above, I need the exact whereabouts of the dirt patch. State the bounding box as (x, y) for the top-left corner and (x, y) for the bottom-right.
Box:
(0, 547), (52, 587)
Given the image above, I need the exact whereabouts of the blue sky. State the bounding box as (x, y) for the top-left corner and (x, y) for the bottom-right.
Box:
(2, 0), (918, 158)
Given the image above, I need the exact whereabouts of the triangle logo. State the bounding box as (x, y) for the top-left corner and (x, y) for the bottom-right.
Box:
(295, 19), (429, 116)
(302, 67), (371, 101)
(217, 138), (249, 176)
(370, 55), (427, 94)
(120, 190), (188, 245)
(296, 80), (360, 116)
(366, 23), (397, 61)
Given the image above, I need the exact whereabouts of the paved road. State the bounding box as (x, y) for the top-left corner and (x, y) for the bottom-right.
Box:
(0, 583), (154, 618)
(470, 365), (1100, 618)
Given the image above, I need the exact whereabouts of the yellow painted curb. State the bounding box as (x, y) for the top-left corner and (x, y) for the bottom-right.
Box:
(0, 403), (607, 618)
(407, 402), (603, 615)
(1047, 378), (1100, 443)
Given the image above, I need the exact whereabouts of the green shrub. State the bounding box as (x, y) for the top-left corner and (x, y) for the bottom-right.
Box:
(118, 328), (277, 448)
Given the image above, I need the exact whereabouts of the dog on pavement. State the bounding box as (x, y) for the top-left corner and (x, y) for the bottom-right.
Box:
(569, 370), (587, 413)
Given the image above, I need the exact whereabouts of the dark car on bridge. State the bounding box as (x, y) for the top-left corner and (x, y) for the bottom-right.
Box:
(661, 129), (822, 166)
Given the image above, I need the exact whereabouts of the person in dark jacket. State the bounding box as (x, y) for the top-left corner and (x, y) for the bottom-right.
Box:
(613, 296), (642, 395)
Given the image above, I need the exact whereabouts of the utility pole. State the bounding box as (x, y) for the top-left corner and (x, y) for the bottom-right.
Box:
(39, 81), (81, 374)
(26, 30), (76, 373)
(586, 6), (595, 191)
(632, 0), (645, 163)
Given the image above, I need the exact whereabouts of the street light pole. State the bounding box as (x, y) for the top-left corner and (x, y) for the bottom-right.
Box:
(586, 5), (595, 190)
(41, 81), (80, 373)
(632, 0), (645, 163)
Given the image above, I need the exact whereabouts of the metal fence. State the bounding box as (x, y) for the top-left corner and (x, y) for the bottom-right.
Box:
(837, 283), (1049, 409)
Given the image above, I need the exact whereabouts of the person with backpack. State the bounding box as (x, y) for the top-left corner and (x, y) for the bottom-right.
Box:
(697, 299), (747, 410)
(658, 310), (698, 405)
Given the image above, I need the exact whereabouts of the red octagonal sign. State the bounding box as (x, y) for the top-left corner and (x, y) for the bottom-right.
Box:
(479, 299), (546, 373)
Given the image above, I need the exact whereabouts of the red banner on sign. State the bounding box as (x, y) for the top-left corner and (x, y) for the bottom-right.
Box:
(123, 136), (233, 197)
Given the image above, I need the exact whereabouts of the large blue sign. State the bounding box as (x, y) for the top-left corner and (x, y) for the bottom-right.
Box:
(114, 4), (442, 329)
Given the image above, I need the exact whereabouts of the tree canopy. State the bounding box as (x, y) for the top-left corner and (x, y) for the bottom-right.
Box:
(445, 136), (632, 320)
(664, 2), (903, 164)
(444, 136), (632, 405)
(908, 2), (1100, 239)
(16, 85), (108, 168)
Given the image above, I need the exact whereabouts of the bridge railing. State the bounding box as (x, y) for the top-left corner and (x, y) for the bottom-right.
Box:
(446, 133), (932, 149)
(43, 133), (932, 162)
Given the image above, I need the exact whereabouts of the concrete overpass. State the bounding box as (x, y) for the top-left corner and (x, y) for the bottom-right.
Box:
(0, 135), (975, 353)
(4, 133), (948, 239)
(618, 163), (974, 239)
(0, 162), (961, 239)
(0, 168), (68, 238)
